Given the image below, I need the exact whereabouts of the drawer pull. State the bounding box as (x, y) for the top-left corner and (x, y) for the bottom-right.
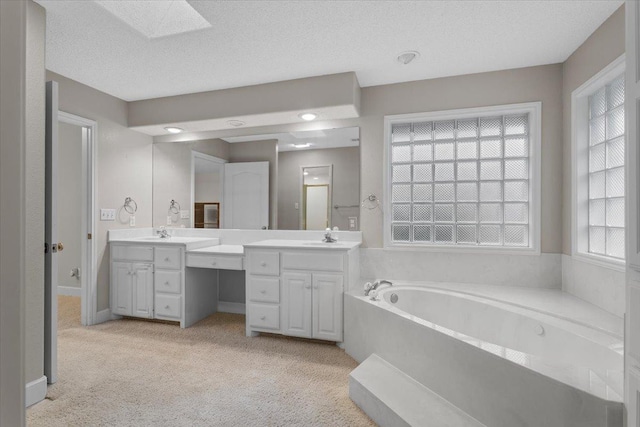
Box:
(211, 261), (217, 266)
(165, 281), (170, 286)
(260, 290), (266, 294)
(165, 305), (170, 310)
(127, 271), (132, 275)
(165, 257), (170, 262)
(305, 285), (311, 289)
(260, 316), (266, 321)
(260, 262), (267, 267)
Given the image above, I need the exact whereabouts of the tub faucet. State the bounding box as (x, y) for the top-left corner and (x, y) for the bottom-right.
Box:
(364, 279), (393, 296)
(157, 226), (169, 238)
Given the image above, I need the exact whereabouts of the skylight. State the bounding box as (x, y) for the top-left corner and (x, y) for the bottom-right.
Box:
(94, 0), (211, 39)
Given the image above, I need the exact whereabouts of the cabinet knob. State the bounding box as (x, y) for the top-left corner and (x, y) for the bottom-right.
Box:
(305, 285), (311, 289)
(211, 261), (217, 266)
(165, 305), (170, 310)
(127, 271), (132, 275)
(260, 262), (267, 267)
(260, 316), (266, 320)
(165, 281), (170, 286)
(165, 257), (170, 262)
(260, 290), (266, 294)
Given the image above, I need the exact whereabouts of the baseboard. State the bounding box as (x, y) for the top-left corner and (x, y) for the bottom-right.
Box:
(96, 308), (112, 324)
(217, 301), (246, 314)
(25, 375), (47, 407)
(57, 285), (81, 297)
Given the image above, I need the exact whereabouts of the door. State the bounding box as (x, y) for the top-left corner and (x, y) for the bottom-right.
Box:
(223, 162), (269, 229)
(44, 81), (59, 384)
(282, 272), (312, 338)
(628, 1), (640, 424)
(111, 262), (132, 316)
(132, 263), (154, 318)
(305, 185), (329, 230)
(312, 274), (343, 341)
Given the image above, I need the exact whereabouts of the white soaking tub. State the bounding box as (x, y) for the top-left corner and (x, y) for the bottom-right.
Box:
(345, 283), (623, 427)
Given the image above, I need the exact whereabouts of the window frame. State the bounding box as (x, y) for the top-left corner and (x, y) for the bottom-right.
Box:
(383, 102), (542, 254)
(571, 54), (626, 271)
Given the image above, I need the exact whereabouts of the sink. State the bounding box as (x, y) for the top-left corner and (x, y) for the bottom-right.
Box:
(303, 242), (344, 246)
(138, 236), (166, 241)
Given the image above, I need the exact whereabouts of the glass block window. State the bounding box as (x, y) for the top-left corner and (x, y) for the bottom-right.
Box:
(587, 74), (625, 260)
(389, 113), (532, 247)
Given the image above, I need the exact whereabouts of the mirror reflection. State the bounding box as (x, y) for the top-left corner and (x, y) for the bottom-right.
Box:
(152, 127), (360, 231)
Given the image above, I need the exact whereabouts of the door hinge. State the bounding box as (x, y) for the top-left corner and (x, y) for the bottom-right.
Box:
(87, 233), (92, 240)
(44, 243), (49, 254)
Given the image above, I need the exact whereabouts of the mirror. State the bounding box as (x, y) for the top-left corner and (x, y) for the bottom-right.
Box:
(152, 127), (360, 230)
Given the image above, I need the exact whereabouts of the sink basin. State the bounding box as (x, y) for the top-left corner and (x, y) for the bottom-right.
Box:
(138, 236), (166, 240)
(303, 242), (344, 246)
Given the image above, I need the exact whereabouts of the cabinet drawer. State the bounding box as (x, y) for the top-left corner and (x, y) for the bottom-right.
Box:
(111, 245), (154, 262)
(155, 294), (181, 319)
(155, 247), (182, 270)
(186, 253), (243, 271)
(155, 270), (181, 294)
(248, 251), (280, 276)
(248, 304), (280, 330)
(248, 277), (280, 303)
(282, 252), (343, 272)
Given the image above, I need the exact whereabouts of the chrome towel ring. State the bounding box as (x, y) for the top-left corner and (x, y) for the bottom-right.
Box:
(124, 197), (137, 214)
(361, 194), (380, 210)
(169, 199), (181, 215)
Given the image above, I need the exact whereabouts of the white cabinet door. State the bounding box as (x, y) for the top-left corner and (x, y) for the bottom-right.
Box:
(132, 263), (154, 318)
(312, 274), (343, 341)
(223, 161), (269, 229)
(112, 262), (132, 316)
(282, 272), (312, 338)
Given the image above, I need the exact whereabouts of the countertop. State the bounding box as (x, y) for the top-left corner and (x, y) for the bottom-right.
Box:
(243, 239), (361, 250)
(109, 236), (219, 251)
(187, 245), (244, 256)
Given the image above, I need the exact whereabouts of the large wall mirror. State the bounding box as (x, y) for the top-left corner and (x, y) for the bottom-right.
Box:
(152, 127), (360, 231)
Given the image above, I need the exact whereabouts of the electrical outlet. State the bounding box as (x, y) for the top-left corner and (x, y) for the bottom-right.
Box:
(348, 217), (358, 231)
(100, 208), (116, 221)
(129, 215), (136, 227)
(180, 210), (190, 219)
(295, 202), (299, 210)
(167, 216), (172, 225)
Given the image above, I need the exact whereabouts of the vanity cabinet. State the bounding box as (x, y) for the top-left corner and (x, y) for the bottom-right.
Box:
(111, 262), (154, 318)
(245, 246), (357, 342)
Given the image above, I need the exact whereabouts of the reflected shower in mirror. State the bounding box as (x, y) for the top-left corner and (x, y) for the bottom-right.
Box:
(152, 127), (360, 230)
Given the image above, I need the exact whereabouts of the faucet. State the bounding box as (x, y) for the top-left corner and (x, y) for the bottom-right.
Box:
(157, 226), (170, 239)
(364, 279), (393, 297)
(323, 228), (338, 243)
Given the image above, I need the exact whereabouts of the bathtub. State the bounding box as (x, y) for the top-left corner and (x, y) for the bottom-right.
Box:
(345, 283), (623, 427)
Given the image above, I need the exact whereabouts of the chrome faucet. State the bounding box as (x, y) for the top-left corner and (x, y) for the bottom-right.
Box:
(157, 226), (170, 238)
(323, 228), (338, 243)
(364, 279), (393, 297)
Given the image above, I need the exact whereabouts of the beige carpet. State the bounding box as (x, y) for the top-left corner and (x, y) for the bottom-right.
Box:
(28, 296), (375, 426)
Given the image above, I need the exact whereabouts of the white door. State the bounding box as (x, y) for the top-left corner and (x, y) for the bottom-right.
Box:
(312, 274), (343, 341)
(282, 272), (312, 338)
(111, 262), (132, 316)
(305, 186), (329, 230)
(132, 263), (154, 318)
(627, 1), (640, 424)
(223, 162), (269, 229)
(44, 81), (59, 384)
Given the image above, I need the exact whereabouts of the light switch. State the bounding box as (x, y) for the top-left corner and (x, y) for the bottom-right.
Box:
(129, 215), (136, 227)
(100, 208), (116, 221)
(295, 202), (299, 210)
(167, 216), (172, 225)
(180, 210), (190, 219)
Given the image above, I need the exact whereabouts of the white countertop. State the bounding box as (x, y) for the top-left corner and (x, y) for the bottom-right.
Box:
(244, 239), (361, 250)
(109, 236), (220, 251)
(188, 245), (244, 255)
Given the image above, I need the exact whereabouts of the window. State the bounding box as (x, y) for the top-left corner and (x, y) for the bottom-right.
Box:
(573, 57), (625, 266)
(384, 103), (541, 252)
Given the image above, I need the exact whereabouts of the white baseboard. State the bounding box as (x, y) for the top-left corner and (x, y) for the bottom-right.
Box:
(57, 285), (81, 297)
(96, 308), (112, 324)
(217, 301), (245, 314)
(25, 375), (47, 407)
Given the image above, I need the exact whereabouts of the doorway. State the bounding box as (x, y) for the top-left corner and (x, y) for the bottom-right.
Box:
(301, 165), (333, 230)
(191, 151), (226, 228)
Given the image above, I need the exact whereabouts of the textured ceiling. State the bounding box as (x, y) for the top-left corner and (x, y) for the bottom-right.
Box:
(37, 0), (622, 102)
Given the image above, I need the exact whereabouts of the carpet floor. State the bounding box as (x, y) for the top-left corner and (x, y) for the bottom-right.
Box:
(27, 296), (375, 426)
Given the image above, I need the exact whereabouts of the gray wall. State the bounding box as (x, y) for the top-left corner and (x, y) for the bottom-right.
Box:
(228, 140), (278, 230)
(153, 139), (229, 227)
(278, 147), (360, 231)
(57, 122), (82, 289)
(0, 0), (44, 418)
(194, 172), (222, 202)
(562, 6), (625, 255)
(47, 71), (154, 312)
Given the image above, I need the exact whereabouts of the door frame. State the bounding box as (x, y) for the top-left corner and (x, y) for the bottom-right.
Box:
(190, 151), (227, 228)
(299, 164), (333, 230)
(58, 111), (98, 326)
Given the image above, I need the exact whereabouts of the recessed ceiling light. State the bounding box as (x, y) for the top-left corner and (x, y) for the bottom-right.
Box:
(227, 120), (246, 127)
(313, 177), (319, 180)
(397, 51), (420, 65)
(164, 127), (184, 134)
(298, 113), (318, 121)
(303, 171), (309, 176)
(292, 143), (312, 148)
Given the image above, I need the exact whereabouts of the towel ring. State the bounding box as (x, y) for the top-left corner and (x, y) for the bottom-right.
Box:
(124, 197), (137, 215)
(169, 199), (181, 215)
(361, 194), (380, 210)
